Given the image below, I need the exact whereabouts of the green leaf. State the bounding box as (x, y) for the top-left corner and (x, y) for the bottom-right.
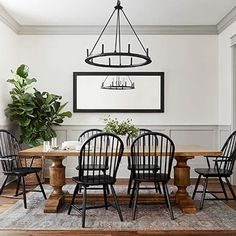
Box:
(59, 111), (72, 118)
(6, 64), (72, 146)
(16, 64), (29, 78)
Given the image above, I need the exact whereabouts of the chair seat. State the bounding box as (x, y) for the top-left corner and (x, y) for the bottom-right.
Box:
(133, 173), (169, 182)
(4, 167), (42, 176)
(195, 168), (232, 177)
(76, 164), (108, 171)
(72, 175), (115, 185)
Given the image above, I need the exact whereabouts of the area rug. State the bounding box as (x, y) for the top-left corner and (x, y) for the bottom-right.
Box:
(0, 184), (236, 231)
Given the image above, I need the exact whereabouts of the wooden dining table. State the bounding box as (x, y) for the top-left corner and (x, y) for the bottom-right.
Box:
(18, 145), (222, 214)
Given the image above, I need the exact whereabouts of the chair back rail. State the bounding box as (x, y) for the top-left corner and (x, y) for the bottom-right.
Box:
(130, 132), (175, 181)
(126, 128), (152, 146)
(78, 132), (124, 183)
(0, 130), (20, 172)
(217, 131), (236, 173)
(126, 128), (153, 167)
(78, 129), (102, 143)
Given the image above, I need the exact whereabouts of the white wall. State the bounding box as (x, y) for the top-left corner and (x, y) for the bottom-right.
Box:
(0, 21), (18, 126)
(0, 26), (221, 179)
(0, 21), (18, 184)
(218, 21), (236, 125)
(16, 34), (218, 126)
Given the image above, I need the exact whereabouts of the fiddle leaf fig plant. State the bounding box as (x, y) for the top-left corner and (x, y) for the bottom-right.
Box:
(5, 64), (72, 146)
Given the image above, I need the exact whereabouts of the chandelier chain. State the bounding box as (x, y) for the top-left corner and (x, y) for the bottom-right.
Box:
(89, 8), (116, 56)
(120, 9), (147, 54)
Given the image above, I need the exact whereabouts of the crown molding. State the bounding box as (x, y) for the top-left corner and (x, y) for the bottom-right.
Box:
(0, 5), (20, 33)
(231, 34), (236, 46)
(4, 2), (236, 36)
(217, 7), (236, 34)
(18, 24), (217, 35)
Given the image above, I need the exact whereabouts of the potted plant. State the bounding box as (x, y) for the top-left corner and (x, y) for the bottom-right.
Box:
(5, 64), (72, 146)
(5, 64), (72, 184)
(103, 116), (139, 139)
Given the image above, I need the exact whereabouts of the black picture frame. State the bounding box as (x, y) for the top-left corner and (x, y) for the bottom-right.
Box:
(73, 72), (164, 113)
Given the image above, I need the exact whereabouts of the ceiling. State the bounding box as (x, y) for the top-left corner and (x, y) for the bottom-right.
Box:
(0, 0), (235, 26)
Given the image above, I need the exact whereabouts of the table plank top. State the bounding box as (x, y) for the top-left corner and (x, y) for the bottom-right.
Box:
(18, 145), (222, 158)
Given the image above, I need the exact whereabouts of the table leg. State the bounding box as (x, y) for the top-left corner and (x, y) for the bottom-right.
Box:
(174, 156), (197, 213)
(44, 157), (68, 213)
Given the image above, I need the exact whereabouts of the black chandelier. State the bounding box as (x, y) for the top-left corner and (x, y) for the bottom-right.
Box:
(85, 0), (152, 68)
(101, 75), (135, 90)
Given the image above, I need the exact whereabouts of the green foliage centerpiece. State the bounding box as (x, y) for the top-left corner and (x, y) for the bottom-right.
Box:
(5, 64), (72, 146)
(103, 116), (139, 138)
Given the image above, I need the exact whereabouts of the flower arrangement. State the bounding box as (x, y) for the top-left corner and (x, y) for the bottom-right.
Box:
(103, 116), (139, 138)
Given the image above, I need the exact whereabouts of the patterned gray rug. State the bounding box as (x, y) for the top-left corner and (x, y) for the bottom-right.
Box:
(0, 184), (236, 231)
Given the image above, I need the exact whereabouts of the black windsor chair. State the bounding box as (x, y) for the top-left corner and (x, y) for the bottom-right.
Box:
(129, 132), (175, 220)
(77, 129), (109, 193)
(68, 132), (124, 228)
(192, 130), (236, 209)
(126, 128), (162, 194)
(78, 129), (102, 143)
(0, 129), (46, 209)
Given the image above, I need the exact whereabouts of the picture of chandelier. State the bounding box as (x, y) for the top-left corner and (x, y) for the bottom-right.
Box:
(101, 75), (135, 90)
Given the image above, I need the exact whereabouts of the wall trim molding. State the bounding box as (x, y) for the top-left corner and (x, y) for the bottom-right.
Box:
(231, 34), (236, 46)
(0, 5), (20, 33)
(217, 6), (236, 34)
(18, 25), (218, 35)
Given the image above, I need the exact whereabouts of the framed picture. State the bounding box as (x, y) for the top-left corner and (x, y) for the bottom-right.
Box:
(73, 72), (164, 113)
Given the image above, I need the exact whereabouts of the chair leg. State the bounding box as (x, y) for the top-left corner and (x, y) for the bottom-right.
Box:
(225, 177), (236, 200)
(35, 173), (47, 199)
(127, 172), (133, 195)
(200, 177), (208, 210)
(192, 174), (201, 199)
(154, 182), (158, 193)
(0, 175), (8, 195)
(102, 170), (110, 195)
(15, 176), (21, 196)
(106, 185), (110, 195)
(132, 181), (140, 220)
(110, 185), (123, 222)
(156, 182), (162, 194)
(129, 180), (137, 208)
(219, 176), (228, 200)
(103, 184), (108, 210)
(163, 183), (174, 220)
(22, 177), (27, 209)
(162, 182), (169, 209)
(82, 186), (87, 228)
(68, 183), (80, 215)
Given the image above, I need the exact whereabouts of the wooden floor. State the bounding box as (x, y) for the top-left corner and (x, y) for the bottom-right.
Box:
(0, 178), (235, 236)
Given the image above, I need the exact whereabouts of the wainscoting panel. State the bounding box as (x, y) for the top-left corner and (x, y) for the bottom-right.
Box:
(170, 126), (218, 178)
(50, 125), (220, 179)
(218, 125), (231, 149)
